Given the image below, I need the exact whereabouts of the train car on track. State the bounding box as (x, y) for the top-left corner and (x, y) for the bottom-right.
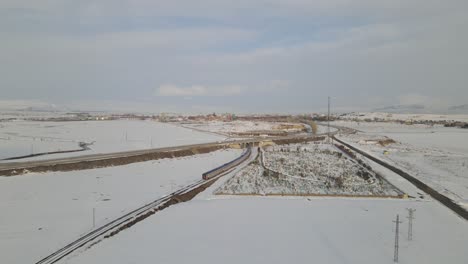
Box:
(202, 147), (252, 180)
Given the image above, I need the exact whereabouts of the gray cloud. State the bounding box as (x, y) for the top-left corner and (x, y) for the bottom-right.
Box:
(0, 0), (467, 113)
(155, 84), (244, 97)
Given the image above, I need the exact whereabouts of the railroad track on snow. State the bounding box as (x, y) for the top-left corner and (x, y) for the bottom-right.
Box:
(35, 147), (254, 264)
(35, 176), (216, 264)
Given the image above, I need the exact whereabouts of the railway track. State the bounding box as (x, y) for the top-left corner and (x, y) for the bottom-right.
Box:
(0, 133), (330, 176)
(35, 174), (230, 264)
(35, 178), (206, 264)
(25, 122), (468, 264)
(34, 148), (253, 264)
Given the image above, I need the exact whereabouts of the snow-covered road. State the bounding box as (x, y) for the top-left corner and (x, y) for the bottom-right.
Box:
(333, 121), (468, 210)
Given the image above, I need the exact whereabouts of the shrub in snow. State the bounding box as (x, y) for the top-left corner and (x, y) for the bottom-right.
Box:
(216, 142), (401, 196)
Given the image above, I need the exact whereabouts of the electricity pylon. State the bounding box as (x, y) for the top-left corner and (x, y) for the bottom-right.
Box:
(406, 208), (416, 241)
(393, 214), (402, 262)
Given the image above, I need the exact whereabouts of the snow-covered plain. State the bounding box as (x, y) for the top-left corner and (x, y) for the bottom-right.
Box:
(0, 120), (224, 161)
(182, 121), (333, 140)
(3, 116), (467, 264)
(0, 109), (71, 120)
(334, 120), (468, 154)
(0, 149), (241, 264)
(63, 196), (468, 264)
(21, 121), (465, 264)
(182, 120), (306, 135)
(333, 120), (468, 209)
(60, 142), (468, 264)
(339, 112), (468, 122)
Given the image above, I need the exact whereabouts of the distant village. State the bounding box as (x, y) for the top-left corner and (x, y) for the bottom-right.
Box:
(19, 112), (327, 123)
(2, 111), (467, 129)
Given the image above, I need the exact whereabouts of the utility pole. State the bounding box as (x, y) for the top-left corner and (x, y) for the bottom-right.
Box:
(93, 208), (96, 228)
(406, 208), (416, 241)
(393, 214), (402, 263)
(327, 96), (331, 144)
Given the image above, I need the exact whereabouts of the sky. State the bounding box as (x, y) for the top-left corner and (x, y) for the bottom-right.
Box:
(0, 0), (467, 113)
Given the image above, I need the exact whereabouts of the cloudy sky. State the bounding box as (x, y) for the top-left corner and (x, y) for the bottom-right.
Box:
(1, 0), (467, 113)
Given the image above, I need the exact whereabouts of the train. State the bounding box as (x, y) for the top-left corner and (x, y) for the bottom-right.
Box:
(202, 147), (252, 180)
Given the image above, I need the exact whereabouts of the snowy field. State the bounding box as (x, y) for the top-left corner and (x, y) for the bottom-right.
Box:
(334, 120), (468, 154)
(63, 195), (468, 264)
(339, 112), (468, 122)
(0, 109), (71, 120)
(6, 121), (464, 264)
(182, 120), (307, 135)
(0, 149), (241, 264)
(333, 120), (468, 209)
(0, 120), (224, 161)
(216, 142), (401, 196)
(2, 115), (467, 264)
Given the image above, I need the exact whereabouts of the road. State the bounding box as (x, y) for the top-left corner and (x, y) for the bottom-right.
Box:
(333, 136), (468, 221)
(0, 133), (329, 175)
(34, 146), (256, 264)
(12, 123), (467, 264)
